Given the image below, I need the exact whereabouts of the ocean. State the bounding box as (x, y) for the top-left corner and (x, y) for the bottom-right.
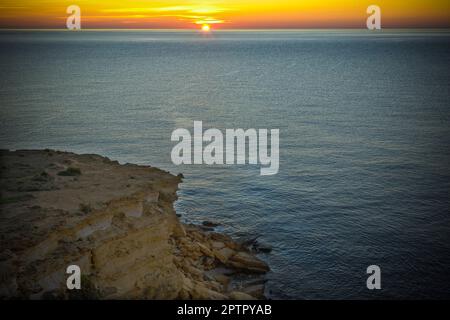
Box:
(1, 29), (449, 299)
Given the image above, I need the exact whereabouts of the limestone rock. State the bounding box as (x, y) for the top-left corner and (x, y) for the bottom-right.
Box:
(229, 291), (257, 300)
(242, 284), (266, 299)
(227, 252), (270, 273)
(0, 150), (270, 300)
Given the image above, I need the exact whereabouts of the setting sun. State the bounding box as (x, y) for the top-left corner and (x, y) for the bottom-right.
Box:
(201, 24), (210, 32)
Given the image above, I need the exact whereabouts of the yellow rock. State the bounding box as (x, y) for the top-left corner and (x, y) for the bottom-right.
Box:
(0, 150), (269, 300)
(229, 291), (257, 300)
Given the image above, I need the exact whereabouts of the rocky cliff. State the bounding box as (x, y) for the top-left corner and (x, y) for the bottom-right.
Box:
(0, 149), (269, 299)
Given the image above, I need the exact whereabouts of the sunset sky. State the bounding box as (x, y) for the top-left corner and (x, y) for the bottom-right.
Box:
(0, 0), (449, 29)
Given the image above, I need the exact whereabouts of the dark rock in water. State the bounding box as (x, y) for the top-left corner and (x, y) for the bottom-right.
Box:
(252, 241), (272, 253)
(239, 236), (272, 253)
(202, 220), (220, 228)
(240, 235), (261, 247)
(199, 225), (215, 232)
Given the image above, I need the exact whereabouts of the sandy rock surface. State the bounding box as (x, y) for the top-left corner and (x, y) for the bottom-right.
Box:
(0, 149), (269, 299)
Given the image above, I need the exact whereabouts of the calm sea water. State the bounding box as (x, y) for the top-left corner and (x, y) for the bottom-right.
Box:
(1, 30), (449, 299)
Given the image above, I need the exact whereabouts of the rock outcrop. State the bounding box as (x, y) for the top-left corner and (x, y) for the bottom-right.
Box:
(0, 149), (269, 299)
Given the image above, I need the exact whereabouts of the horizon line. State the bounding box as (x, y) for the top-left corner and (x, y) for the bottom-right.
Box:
(1, 27), (450, 31)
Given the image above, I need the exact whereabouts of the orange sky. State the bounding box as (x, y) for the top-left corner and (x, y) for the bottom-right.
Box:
(0, 1), (449, 29)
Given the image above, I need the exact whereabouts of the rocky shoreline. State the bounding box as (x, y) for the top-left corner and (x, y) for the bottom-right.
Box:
(0, 149), (269, 299)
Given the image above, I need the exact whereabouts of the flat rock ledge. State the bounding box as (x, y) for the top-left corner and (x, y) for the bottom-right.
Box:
(0, 149), (269, 299)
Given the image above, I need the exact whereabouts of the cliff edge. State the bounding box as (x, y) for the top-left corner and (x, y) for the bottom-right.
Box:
(0, 149), (269, 299)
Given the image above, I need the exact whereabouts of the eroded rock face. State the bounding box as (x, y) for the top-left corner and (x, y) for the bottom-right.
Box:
(0, 149), (269, 299)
